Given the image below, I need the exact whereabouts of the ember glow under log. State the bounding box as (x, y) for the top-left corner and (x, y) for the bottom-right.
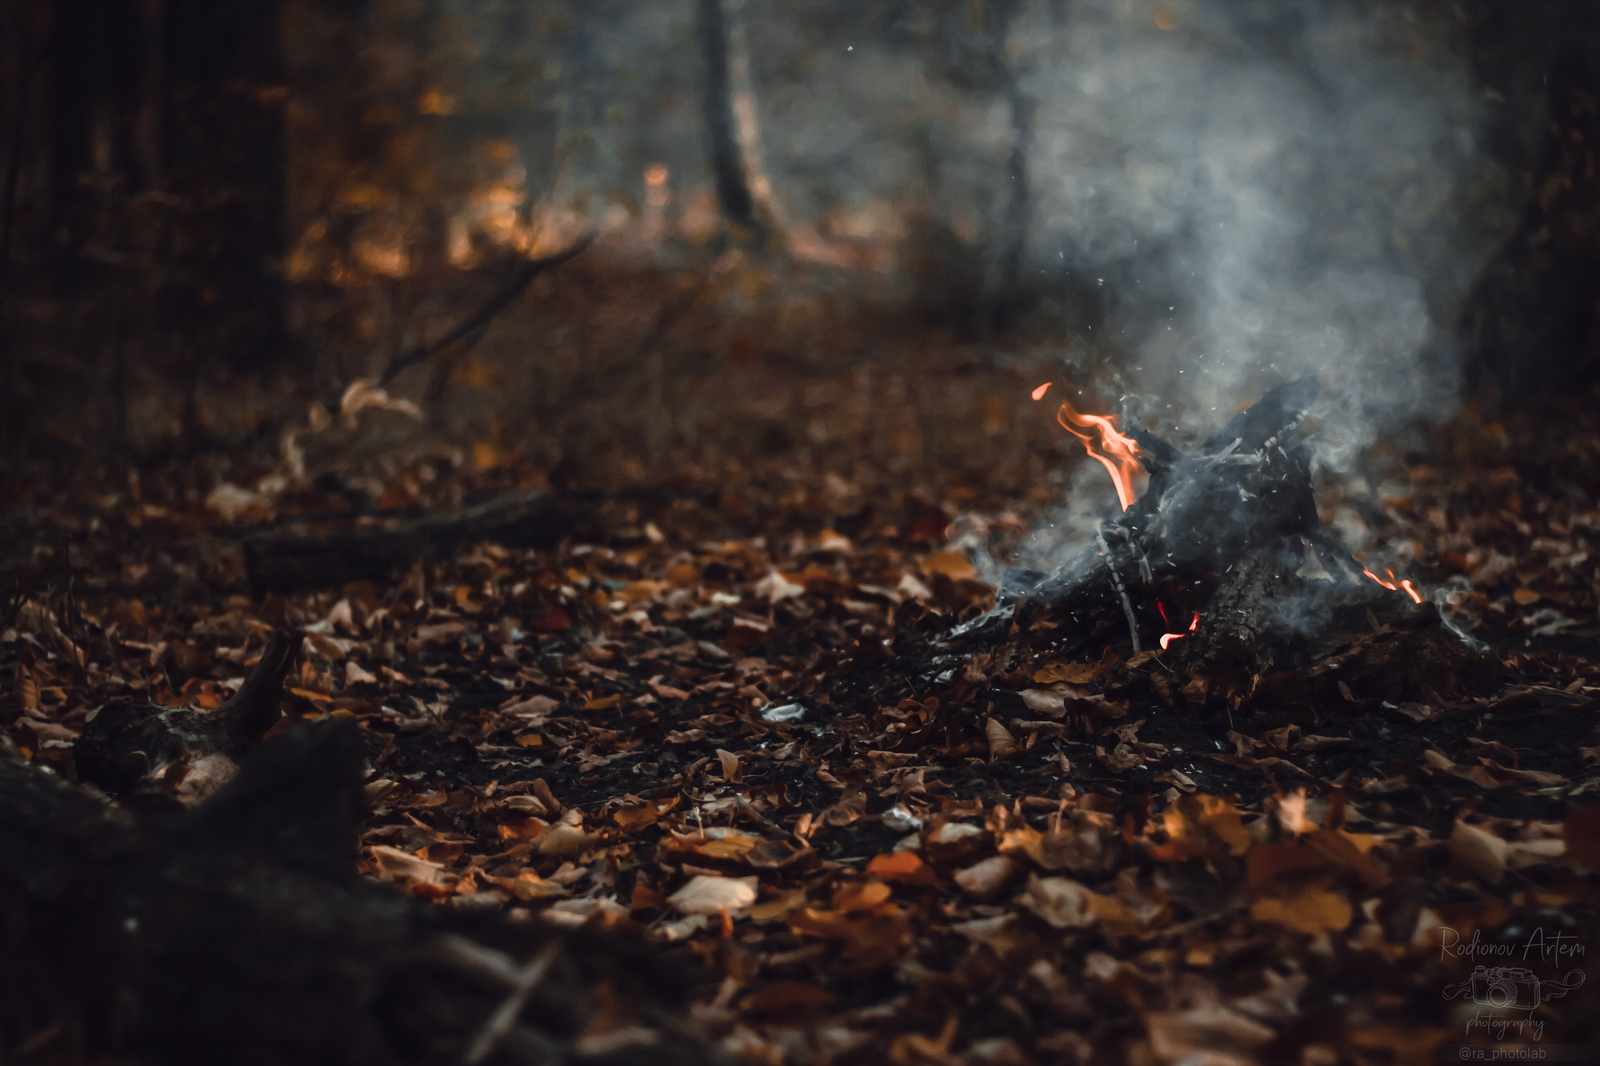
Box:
(951, 376), (1496, 709)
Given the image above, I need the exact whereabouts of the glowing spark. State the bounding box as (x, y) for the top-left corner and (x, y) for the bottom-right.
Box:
(1031, 382), (1052, 401)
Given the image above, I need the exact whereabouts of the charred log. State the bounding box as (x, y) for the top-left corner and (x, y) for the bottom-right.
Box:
(245, 488), (566, 598)
(2, 722), (715, 1065)
(947, 376), (1502, 709)
(75, 628), (299, 808)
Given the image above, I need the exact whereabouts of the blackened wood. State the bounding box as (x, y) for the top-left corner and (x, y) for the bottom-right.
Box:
(2, 723), (716, 1065)
(955, 377), (1479, 708)
(75, 629), (299, 806)
(245, 488), (567, 597)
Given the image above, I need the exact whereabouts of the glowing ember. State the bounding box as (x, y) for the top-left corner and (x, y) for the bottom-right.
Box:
(1056, 397), (1144, 511)
(1159, 609), (1199, 651)
(1031, 382), (1053, 401)
(1363, 568), (1424, 604)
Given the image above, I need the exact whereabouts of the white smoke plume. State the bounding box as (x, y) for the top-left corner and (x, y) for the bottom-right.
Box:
(1016, 0), (1500, 466)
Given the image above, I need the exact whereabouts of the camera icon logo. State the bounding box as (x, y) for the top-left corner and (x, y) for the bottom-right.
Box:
(1469, 966), (1542, 1009)
(1444, 965), (1586, 1010)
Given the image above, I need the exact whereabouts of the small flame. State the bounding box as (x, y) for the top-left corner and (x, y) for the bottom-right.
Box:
(1031, 382), (1053, 401)
(1363, 569), (1425, 604)
(1159, 609), (1199, 651)
(1057, 397), (1144, 511)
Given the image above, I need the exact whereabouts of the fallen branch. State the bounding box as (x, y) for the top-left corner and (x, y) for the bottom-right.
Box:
(1, 722), (714, 1064)
(377, 234), (595, 390)
(245, 488), (567, 598)
(75, 628), (300, 806)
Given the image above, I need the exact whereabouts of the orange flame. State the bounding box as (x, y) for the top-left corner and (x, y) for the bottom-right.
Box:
(1057, 397), (1144, 511)
(1159, 609), (1199, 651)
(1031, 382), (1053, 401)
(1363, 569), (1424, 604)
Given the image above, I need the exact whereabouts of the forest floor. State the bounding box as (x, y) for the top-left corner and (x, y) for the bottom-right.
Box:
(4, 250), (1600, 1065)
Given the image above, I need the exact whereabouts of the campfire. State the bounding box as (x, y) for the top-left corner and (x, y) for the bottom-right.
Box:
(951, 376), (1497, 711)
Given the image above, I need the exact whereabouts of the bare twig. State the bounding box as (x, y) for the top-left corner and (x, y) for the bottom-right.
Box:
(375, 233), (594, 390)
(1097, 524), (1141, 654)
(460, 941), (561, 1066)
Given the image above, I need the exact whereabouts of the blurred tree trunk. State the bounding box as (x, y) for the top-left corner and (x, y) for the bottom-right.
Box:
(160, 0), (290, 370)
(40, 0), (289, 369)
(697, 0), (778, 238)
(1464, 1), (1600, 402)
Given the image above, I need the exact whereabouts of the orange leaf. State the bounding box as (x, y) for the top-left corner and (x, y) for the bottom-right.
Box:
(582, 694), (623, 711)
(665, 562), (700, 588)
(615, 797), (678, 831)
(525, 608), (571, 632)
(514, 733), (544, 748)
(1250, 885), (1353, 936)
(472, 440), (501, 471)
(1246, 842), (1325, 886)
(629, 885), (667, 911)
(741, 981), (836, 1023)
(497, 817), (549, 841)
(1032, 661), (1106, 684)
(832, 881), (892, 912)
(867, 850), (939, 887)
(1195, 795), (1254, 856)
(920, 551), (977, 582)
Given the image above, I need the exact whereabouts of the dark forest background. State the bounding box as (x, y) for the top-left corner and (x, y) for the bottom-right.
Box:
(4, 0), (1600, 466)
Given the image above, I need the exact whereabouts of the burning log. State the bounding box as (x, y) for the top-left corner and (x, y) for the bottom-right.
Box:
(952, 377), (1499, 708)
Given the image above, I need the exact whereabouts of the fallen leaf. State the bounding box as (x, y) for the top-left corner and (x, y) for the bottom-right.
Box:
(1032, 661), (1105, 684)
(668, 875), (758, 915)
(1448, 819), (1508, 884)
(1249, 885), (1353, 937)
(867, 850), (940, 886)
(741, 981), (836, 1023)
(953, 855), (1016, 899)
(986, 718), (1019, 759)
(832, 881), (892, 912)
(1018, 874), (1096, 929)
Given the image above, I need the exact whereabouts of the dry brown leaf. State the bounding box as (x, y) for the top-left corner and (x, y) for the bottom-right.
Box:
(952, 855), (1016, 899)
(920, 551), (977, 581)
(1448, 819), (1509, 884)
(668, 875), (758, 915)
(1032, 661), (1105, 684)
(1017, 874), (1096, 929)
(1249, 884), (1353, 937)
(986, 717), (1019, 759)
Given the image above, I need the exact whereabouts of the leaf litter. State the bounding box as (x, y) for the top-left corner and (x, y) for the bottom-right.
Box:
(3, 382), (1600, 1064)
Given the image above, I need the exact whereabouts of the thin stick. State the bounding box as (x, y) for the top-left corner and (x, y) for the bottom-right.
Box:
(461, 941), (561, 1066)
(1097, 525), (1141, 654)
(376, 233), (594, 390)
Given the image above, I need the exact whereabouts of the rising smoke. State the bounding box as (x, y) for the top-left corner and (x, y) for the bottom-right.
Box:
(990, 0), (1508, 573)
(1017, 0), (1501, 467)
